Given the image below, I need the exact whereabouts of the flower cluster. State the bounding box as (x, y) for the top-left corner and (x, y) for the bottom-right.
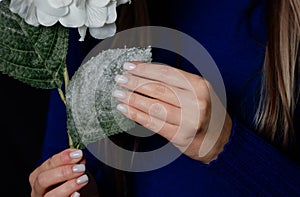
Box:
(3, 0), (130, 41)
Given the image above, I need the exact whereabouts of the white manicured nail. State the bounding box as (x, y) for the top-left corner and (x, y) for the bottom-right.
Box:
(70, 150), (83, 159)
(115, 75), (128, 84)
(117, 104), (128, 113)
(76, 174), (89, 184)
(112, 90), (126, 99)
(71, 192), (80, 197)
(72, 164), (85, 173)
(123, 62), (136, 70)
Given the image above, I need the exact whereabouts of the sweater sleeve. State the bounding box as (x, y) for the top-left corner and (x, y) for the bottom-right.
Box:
(210, 117), (300, 195)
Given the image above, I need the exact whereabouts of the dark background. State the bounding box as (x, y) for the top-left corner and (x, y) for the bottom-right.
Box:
(1, 73), (50, 196)
(0, 1), (164, 196)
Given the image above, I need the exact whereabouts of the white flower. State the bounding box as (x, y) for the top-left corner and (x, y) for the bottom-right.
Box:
(6, 0), (130, 41)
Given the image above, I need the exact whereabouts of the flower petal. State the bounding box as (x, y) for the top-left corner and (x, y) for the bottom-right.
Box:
(35, 0), (69, 17)
(85, 4), (107, 27)
(9, 0), (31, 17)
(88, 0), (110, 8)
(59, 1), (86, 27)
(75, 0), (85, 9)
(89, 23), (116, 39)
(78, 26), (88, 41)
(36, 9), (59, 26)
(9, 0), (39, 26)
(106, 1), (117, 24)
(48, 0), (72, 9)
(24, 4), (39, 26)
(116, 0), (130, 6)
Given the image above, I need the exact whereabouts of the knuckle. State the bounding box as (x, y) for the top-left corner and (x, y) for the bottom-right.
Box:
(36, 173), (48, 188)
(183, 118), (199, 131)
(145, 119), (157, 131)
(203, 78), (212, 89)
(159, 65), (170, 76)
(197, 97), (211, 111)
(67, 181), (78, 191)
(29, 172), (35, 185)
(191, 77), (210, 96)
(173, 135), (188, 148)
(128, 109), (138, 121)
(128, 93), (137, 106)
(60, 165), (72, 179)
(59, 151), (70, 163)
(155, 83), (167, 96)
(189, 74), (203, 85)
(150, 103), (163, 115)
(130, 77), (140, 90)
(45, 156), (54, 168)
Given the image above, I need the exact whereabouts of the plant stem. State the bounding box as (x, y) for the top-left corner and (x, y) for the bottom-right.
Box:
(64, 67), (75, 148)
(58, 66), (75, 148)
(68, 131), (74, 148)
(57, 88), (66, 105)
(64, 66), (70, 91)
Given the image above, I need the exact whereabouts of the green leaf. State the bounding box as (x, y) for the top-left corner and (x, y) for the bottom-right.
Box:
(66, 46), (152, 148)
(0, 0), (69, 89)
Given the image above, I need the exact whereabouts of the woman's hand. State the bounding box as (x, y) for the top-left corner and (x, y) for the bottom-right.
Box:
(113, 62), (232, 164)
(29, 148), (97, 197)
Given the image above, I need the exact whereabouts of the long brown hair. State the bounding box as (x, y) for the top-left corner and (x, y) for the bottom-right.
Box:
(111, 0), (300, 196)
(255, 0), (300, 150)
(109, 1), (150, 197)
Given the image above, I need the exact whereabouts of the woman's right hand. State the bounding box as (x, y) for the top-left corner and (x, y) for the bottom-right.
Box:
(29, 148), (89, 197)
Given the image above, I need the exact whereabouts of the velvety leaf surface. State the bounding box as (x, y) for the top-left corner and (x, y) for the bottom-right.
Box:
(66, 46), (152, 148)
(0, 0), (69, 89)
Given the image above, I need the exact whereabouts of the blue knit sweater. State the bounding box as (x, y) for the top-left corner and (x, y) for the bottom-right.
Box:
(40, 0), (300, 196)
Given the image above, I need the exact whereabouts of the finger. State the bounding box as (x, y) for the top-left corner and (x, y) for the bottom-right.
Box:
(45, 174), (89, 197)
(113, 89), (181, 125)
(116, 103), (179, 142)
(40, 149), (83, 172)
(32, 164), (86, 196)
(115, 74), (201, 122)
(30, 149), (84, 187)
(115, 74), (193, 107)
(123, 62), (204, 91)
(117, 103), (198, 149)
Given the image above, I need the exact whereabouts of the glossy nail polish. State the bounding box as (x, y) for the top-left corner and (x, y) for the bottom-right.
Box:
(117, 104), (128, 113)
(71, 192), (80, 197)
(72, 164), (85, 173)
(76, 174), (89, 184)
(115, 75), (128, 84)
(70, 150), (83, 159)
(123, 62), (136, 70)
(112, 90), (126, 99)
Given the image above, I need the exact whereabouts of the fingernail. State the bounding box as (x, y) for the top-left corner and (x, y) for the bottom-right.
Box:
(117, 104), (128, 113)
(72, 164), (85, 173)
(115, 75), (128, 84)
(70, 150), (83, 159)
(112, 90), (126, 99)
(76, 174), (89, 184)
(123, 62), (136, 70)
(71, 192), (80, 197)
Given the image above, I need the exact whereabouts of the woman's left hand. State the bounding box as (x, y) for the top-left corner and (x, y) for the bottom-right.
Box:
(113, 62), (232, 164)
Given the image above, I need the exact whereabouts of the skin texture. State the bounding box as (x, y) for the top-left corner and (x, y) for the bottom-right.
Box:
(114, 62), (232, 163)
(29, 148), (98, 197)
(30, 62), (232, 196)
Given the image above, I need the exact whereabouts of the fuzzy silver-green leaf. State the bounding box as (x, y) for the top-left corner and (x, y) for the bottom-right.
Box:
(0, 0), (68, 89)
(66, 46), (152, 148)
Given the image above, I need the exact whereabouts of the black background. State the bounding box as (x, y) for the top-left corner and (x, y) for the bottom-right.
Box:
(1, 73), (50, 196)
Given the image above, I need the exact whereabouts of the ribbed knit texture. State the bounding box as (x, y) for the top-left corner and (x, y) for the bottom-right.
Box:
(40, 0), (300, 196)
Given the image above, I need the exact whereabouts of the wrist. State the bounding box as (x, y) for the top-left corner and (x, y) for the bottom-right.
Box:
(199, 113), (232, 164)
